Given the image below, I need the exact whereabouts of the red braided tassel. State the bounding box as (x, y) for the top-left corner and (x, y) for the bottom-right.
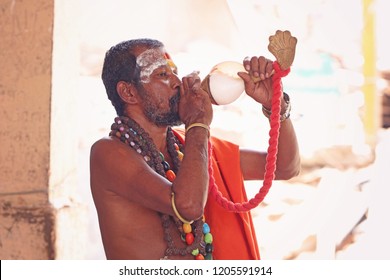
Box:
(209, 61), (290, 212)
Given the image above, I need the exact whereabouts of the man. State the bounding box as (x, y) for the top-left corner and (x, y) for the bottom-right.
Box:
(90, 39), (300, 260)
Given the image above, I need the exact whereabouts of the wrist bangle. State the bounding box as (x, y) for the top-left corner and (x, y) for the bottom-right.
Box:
(262, 92), (291, 122)
(185, 122), (210, 136)
(171, 192), (194, 224)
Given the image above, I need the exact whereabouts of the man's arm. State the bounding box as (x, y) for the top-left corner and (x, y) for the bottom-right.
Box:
(240, 117), (300, 181)
(237, 56), (300, 181)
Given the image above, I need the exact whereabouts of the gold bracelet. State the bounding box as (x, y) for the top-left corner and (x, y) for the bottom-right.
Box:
(171, 192), (194, 224)
(185, 123), (210, 136)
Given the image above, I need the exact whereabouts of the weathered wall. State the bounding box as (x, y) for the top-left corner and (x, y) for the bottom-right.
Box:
(0, 0), (85, 259)
(0, 0), (55, 259)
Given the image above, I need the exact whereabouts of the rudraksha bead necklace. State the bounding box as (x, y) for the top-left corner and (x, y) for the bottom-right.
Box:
(110, 116), (213, 260)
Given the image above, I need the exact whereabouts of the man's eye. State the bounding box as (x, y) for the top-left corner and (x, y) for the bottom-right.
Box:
(158, 72), (167, 77)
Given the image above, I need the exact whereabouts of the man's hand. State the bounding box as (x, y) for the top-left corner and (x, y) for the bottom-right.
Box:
(237, 56), (276, 109)
(179, 71), (213, 127)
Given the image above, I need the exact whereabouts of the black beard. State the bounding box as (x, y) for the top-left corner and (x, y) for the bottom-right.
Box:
(143, 91), (182, 127)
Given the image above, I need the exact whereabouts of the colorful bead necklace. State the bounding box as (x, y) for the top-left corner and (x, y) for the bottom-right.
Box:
(110, 116), (213, 260)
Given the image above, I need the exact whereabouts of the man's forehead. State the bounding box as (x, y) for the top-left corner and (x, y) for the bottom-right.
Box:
(136, 47), (166, 67)
(135, 47), (177, 83)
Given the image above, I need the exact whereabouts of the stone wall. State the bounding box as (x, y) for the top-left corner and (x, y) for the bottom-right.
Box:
(0, 0), (55, 260)
(0, 0), (84, 259)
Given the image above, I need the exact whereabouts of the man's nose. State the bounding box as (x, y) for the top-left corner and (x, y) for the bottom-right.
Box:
(171, 74), (181, 88)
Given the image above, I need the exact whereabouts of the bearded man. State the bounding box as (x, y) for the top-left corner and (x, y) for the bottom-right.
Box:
(90, 39), (300, 260)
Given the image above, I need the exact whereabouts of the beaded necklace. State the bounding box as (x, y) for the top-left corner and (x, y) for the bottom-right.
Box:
(110, 116), (213, 260)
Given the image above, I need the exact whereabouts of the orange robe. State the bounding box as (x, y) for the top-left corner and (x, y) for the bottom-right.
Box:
(173, 129), (260, 260)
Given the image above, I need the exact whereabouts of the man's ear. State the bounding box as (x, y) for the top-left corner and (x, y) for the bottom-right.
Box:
(116, 81), (139, 104)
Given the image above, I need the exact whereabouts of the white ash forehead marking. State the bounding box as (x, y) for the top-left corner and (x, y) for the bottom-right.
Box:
(136, 48), (167, 83)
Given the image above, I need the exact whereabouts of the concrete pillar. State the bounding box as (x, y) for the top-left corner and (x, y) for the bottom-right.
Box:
(0, 0), (85, 259)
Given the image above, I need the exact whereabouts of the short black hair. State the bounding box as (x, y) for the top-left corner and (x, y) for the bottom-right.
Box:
(101, 39), (164, 115)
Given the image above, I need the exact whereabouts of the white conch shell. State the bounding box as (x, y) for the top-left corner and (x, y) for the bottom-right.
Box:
(200, 31), (297, 105)
(268, 30), (297, 70)
(201, 61), (245, 105)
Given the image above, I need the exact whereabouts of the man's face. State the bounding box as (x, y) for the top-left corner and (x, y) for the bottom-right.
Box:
(135, 47), (182, 127)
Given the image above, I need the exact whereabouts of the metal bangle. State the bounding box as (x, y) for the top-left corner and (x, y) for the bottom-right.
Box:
(171, 192), (194, 224)
(262, 92), (291, 122)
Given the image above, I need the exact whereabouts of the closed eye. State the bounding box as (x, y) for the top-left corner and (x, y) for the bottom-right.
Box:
(158, 71), (168, 77)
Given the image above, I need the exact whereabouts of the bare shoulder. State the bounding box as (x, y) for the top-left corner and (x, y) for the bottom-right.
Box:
(90, 136), (141, 169)
(90, 136), (172, 214)
(89, 136), (142, 196)
(90, 136), (125, 159)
